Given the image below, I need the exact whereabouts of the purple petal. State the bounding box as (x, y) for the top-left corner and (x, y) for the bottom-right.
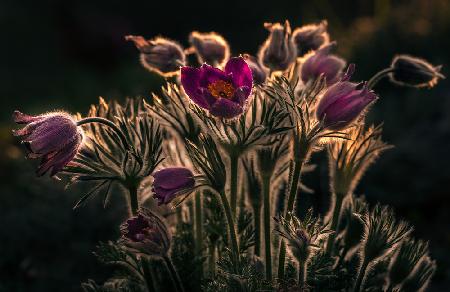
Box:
(233, 86), (251, 105)
(13, 111), (42, 124)
(209, 98), (244, 119)
(152, 167), (194, 190)
(225, 57), (253, 89)
(317, 81), (357, 118)
(198, 64), (230, 88)
(181, 67), (210, 108)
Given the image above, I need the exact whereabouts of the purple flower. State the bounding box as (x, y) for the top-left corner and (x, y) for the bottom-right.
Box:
(258, 21), (297, 72)
(126, 35), (185, 77)
(316, 70), (378, 130)
(181, 57), (253, 119)
(293, 20), (330, 57)
(152, 167), (195, 205)
(12, 111), (83, 176)
(120, 208), (171, 257)
(189, 31), (230, 66)
(301, 43), (346, 86)
(390, 55), (444, 88)
(243, 54), (268, 85)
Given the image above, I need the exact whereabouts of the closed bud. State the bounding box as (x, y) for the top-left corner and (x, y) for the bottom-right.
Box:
(120, 208), (171, 257)
(189, 31), (230, 66)
(258, 20), (297, 72)
(152, 167), (196, 205)
(243, 54), (267, 85)
(126, 35), (185, 77)
(293, 20), (330, 57)
(390, 55), (444, 88)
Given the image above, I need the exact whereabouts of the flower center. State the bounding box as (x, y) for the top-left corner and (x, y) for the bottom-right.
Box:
(207, 80), (235, 99)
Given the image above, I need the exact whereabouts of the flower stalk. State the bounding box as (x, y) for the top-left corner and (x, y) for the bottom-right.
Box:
(262, 174), (272, 280)
(194, 191), (203, 276)
(325, 192), (345, 254)
(229, 153), (239, 217)
(163, 255), (185, 292)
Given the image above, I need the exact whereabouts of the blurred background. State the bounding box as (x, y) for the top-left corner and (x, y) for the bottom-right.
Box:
(1, 0), (449, 291)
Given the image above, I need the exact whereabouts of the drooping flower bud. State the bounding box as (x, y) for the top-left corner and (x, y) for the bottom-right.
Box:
(258, 20), (297, 72)
(389, 55), (444, 88)
(181, 57), (253, 119)
(189, 31), (230, 67)
(301, 42), (346, 85)
(152, 167), (195, 205)
(120, 208), (171, 257)
(12, 111), (83, 176)
(242, 54), (267, 85)
(316, 66), (377, 130)
(126, 35), (185, 77)
(293, 20), (330, 57)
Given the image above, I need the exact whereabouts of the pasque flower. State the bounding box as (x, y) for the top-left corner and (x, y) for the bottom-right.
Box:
(120, 208), (171, 257)
(243, 54), (267, 85)
(258, 21), (297, 72)
(316, 66), (378, 130)
(181, 57), (253, 119)
(152, 167), (195, 205)
(126, 35), (185, 77)
(301, 42), (346, 85)
(293, 20), (330, 57)
(390, 55), (444, 88)
(189, 31), (230, 66)
(12, 111), (83, 176)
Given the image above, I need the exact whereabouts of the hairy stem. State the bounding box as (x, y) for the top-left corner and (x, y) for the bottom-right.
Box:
(229, 154), (239, 217)
(299, 260), (307, 288)
(76, 117), (129, 150)
(218, 189), (240, 268)
(141, 257), (157, 292)
(208, 242), (217, 277)
(326, 192), (345, 255)
(194, 191), (203, 277)
(253, 204), (261, 256)
(353, 259), (369, 292)
(262, 175), (273, 280)
(163, 255), (185, 292)
(127, 184), (139, 216)
(366, 68), (395, 89)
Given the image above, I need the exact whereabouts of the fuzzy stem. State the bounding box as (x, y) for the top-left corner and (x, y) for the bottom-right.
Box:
(366, 68), (395, 89)
(127, 184), (139, 216)
(262, 175), (273, 280)
(229, 154), (239, 217)
(218, 189), (240, 268)
(208, 242), (217, 276)
(76, 117), (129, 150)
(141, 258), (157, 292)
(326, 192), (345, 255)
(277, 158), (305, 280)
(163, 255), (185, 292)
(353, 259), (369, 292)
(194, 191), (203, 277)
(253, 204), (262, 256)
(298, 260), (307, 288)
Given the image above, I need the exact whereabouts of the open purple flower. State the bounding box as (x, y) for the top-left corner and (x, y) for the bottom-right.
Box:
(120, 208), (171, 257)
(301, 43), (346, 86)
(316, 67), (378, 130)
(12, 111), (83, 176)
(181, 57), (253, 119)
(152, 167), (195, 205)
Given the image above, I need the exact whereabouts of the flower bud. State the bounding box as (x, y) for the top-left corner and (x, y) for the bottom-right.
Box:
(242, 54), (267, 85)
(316, 68), (377, 131)
(258, 20), (297, 72)
(390, 55), (444, 88)
(152, 167), (195, 205)
(126, 35), (185, 77)
(120, 208), (171, 257)
(301, 42), (346, 85)
(189, 31), (230, 66)
(12, 110), (83, 176)
(293, 20), (330, 57)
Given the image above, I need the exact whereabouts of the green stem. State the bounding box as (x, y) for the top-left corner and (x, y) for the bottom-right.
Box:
(253, 204), (261, 256)
(262, 175), (273, 281)
(163, 255), (185, 292)
(366, 67), (395, 89)
(298, 260), (307, 288)
(277, 158), (305, 280)
(141, 258), (157, 292)
(353, 259), (369, 292)
(194, 191), (203, 276)
(208, 242), (217, 277)
(76, 117), (129, 150)
(127, 184), (139, 216)
(326, 193), (345, 255)
(229, 154), (239, 217)
(218, 190), (240, 268)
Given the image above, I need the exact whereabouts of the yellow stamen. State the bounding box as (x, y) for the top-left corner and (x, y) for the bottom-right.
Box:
(207, 80), (235, 99)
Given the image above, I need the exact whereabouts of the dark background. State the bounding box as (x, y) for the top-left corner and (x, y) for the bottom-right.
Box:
(1, 0), (449, 291)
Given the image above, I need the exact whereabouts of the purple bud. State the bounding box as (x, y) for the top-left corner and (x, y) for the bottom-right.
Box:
(120, 208), (171, 257)
(293, 20), (330, 57)
(258, 21), (297, 72)
(12, 111), (83, 176)
(390, 55), (444, 88)
(317, 77), (378, 130)
(152, 167), (195, 205)
(243, 54), (267, 85)
(189, 31), (230, 66)
(126, 35), (186, 77)
(301, 42), (346, 86)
